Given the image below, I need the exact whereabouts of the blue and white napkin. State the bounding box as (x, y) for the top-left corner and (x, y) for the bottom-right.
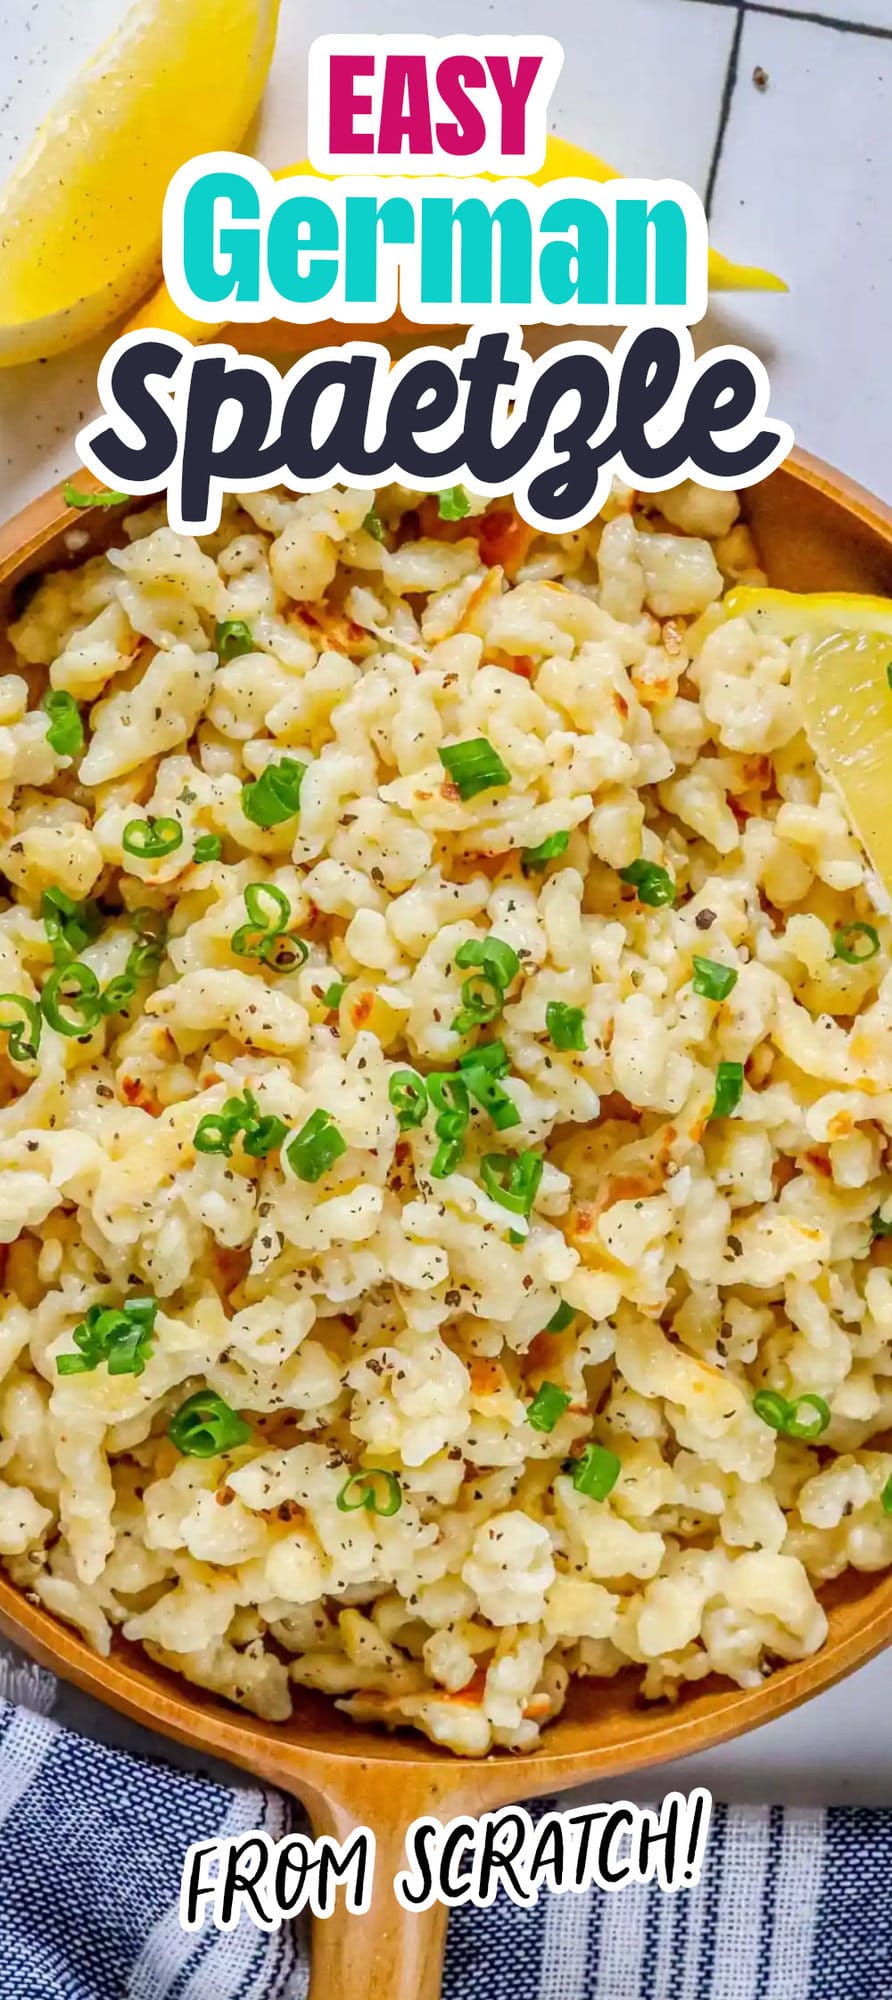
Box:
(0, 1658), (883, 2000)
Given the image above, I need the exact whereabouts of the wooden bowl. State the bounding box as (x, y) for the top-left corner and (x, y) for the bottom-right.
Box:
(2, 449), (892, 1998)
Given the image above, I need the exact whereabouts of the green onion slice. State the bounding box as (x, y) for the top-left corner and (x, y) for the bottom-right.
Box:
(242, 1113), (288, 1159)
(752, 1389), (831, 1440)
(526, 1381), (572, 1432)
(881, 1473), (892, 1515)
(169, 1389), (252, 1457)
(439, 738), (511, 800)
(323, 980), (345, 1010)
(546, 1301), (576, 1333)
(480, 1148), (543, 1218)
(461, 1061), (520, 1131)
(0, 995), (41, 1064)
(42, 689), (84, 758)
(438, 486), (471, 521)
(56, 1295), (158, 1377)
(455, 938), (520, 988)
(568, 1442), (621, 1500)
(619, 859), (676, 906)
(62, 482), (128, 509)
(286, 1108), (347, 1182)
(241, 758), (306, 828)
(389, 1069), (428, 1130)
(711, 1060), (744, 1120)
(363, 504), (385, 541)
(546, 1001), (586, 1051)
(194, 1088), (286, 1160)
(871, 1210), (892, 1239)
(122, 816), (183, 860)
(522, 831), (570, 873)
(41, 887), (102, 967)
(336, 1468), (402, 1515)
(692, 956), (738, 1001)
(833, 922), (880, 964)
(193, 834), (222, 863)
(214, 618), (255, 663)
(458, 1040), (509, 1077)
(41, 962), (103, 1037)
(194, 1113), (236, 1157)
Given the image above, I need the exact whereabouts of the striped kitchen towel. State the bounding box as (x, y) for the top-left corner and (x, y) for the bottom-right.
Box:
(0, 1663), (885, 2000)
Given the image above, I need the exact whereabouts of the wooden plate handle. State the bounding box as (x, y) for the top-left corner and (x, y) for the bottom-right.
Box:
(307, 1819), (449, 2000)
(286, 1772), (455, 2000)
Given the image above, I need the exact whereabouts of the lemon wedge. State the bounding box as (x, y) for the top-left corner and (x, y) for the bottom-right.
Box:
(728, 587), (892, 891)
(128, 131), (786, 347)
(0, 0), (280, 367)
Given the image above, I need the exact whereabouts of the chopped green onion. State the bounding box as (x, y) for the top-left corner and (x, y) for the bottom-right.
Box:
(451, 977), (503, 1036)
(241, 758), (306, 829)
(833, 922), (880, 965)
(42, 689), (83, 758)
(619, 859), (676, 907)
(428, 1072), (470, 1176)
(461, 1061), (520, 1131)
(692, 956), (738, 1001)
(438, 486), (471, 521)
(522, 831), (570, 873)
(389, 1069), (428, 1130)
(336, 1469), (402, 1515)
(286, 1108), (347, 1182)
(881, 1473), (892, 1515)
(480, 1149), (543, 1218)
(871, 1210), (892, 1239)
(194, 1113), (236, 1156)
(41, 887), (102, 967)
(546, 1001), (586, 1052)
(526, 1381), (572, 1432)
(122, 817), (183, 860)
(323, 980), (345, 1010)
(62, 482), (128, 509)
(751, 1389), (791, 1431)
(194, 1088), (285, 1159)
(710, 1060), (744, 1120)
(569, 1442), (621, 1500)
(193, 834), (222, 863)
(752, 1389), (831, 1440)
(169, 1389), (251, 1458)
(439, 738), (511, 801)
(546, 1300), (576, 1333)
(458, 1040), (509, 1077)
(455, 938), (520, 990)
(214, 618), (254, 662)
(242, 1113), (288, 1159)
(362, 504), (385, 541)
(452, 936), (524, 1040)
(0, 995), (41, 1064)
(41, 962), (103, 1037)
(56, 1296), (158, 1377)
(232, 880), (290, 959)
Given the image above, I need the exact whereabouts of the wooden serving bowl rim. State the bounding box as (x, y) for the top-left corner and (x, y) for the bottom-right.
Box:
(1, 447), (892, 1825)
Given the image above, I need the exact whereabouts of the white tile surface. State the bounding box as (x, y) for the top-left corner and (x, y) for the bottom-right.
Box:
(705, 6), (892, 498)
(759, 0), (892, 31)
(1, 0), (892, 1813)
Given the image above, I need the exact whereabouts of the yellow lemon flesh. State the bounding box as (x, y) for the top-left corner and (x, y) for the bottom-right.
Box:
(128, 131), (786, 348)
(0, 0), (280, 366)
(729, 587), (892, 891)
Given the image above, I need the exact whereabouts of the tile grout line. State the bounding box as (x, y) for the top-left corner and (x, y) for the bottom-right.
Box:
(677, 0), (892, 42)
(704, 3), (746, 220)
(746, 0), (892, 38)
